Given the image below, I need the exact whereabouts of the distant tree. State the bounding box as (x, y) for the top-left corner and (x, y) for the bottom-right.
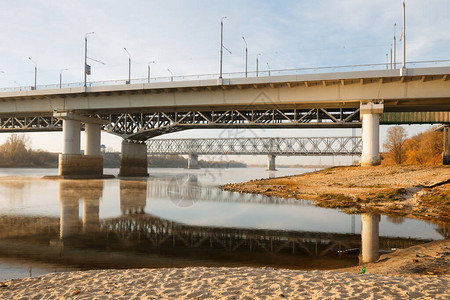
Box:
(0, 134), (30, 165)
(404, 127), (443, 165)
(383, 126), (407, 164)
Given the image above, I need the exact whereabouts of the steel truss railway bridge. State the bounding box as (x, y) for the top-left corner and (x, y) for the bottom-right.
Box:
(146, 136), (362, 169)
(0, 66), (449, 177)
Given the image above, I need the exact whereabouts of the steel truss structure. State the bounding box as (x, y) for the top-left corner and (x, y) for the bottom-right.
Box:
(0, 107), (361, 141)
(0, 116), (62, 132)
(102, 107), (361, 141)
(147, 136), (362, 156)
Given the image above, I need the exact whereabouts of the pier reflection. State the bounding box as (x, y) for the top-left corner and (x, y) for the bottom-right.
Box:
(0, 179), (444, 270)
(58, 181), (103, 239)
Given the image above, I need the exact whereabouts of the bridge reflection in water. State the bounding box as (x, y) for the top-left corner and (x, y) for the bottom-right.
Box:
(0, 178), (446, 270)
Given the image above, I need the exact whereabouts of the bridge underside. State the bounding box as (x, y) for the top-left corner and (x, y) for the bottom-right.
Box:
(1, 109), (449, 142)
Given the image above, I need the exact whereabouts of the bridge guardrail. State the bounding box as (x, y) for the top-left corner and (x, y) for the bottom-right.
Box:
(1, 59), (449, 92)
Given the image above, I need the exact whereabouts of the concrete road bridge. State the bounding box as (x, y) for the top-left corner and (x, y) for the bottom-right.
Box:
(0, 66), (449, 177)
(146, 136), (362, 169)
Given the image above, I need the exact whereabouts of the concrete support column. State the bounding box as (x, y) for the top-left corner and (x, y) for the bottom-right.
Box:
(85, 123), (101, 156)
(267, 154), (276, 171)
(56, 113), (107, 178)
(443, 126), (450, 165)
(188, 154), (200, 169)
(360, 214), (380, 263)
(119, 140), (149, 177)
(360, 102), (384, 166)
(59, 119), (81, 176)
(62, 119), (81, 155)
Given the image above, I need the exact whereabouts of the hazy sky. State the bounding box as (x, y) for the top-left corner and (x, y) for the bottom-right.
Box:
(0, 0), (448, 164)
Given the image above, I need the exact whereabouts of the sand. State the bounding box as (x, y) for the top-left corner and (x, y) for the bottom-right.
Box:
(221, 165), (450, 222)
(0, 267), (448, 299)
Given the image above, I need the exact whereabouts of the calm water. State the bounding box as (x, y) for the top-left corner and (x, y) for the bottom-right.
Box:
(0, 167), (446, 280)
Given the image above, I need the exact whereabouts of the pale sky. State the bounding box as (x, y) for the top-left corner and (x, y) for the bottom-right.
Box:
(0, 0), (448, 164)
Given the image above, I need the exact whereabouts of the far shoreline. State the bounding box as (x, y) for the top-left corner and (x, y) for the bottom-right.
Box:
(220, 165), (450, 223)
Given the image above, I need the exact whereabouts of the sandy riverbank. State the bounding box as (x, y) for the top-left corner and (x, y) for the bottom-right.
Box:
(0, 266), (448, 299)
(221, 165), (450, 223)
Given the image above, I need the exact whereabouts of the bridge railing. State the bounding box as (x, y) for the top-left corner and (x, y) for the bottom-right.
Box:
(1, 59), (449, 92)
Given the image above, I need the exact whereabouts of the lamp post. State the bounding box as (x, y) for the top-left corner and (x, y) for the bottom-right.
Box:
(167, 68), (173, 82)
(256, 53), (261, 77)
(219, 16), (227, 79)
(390, 44), (393, 69)
(242, 36), (248, 77)
(402, 0), (406, 69)
(266, 62), (270, 76)
(393, 23), (397, 69)
(148, 61), (155, 83)
(28, 57), (37, 90)
(84, 32), (94, 88)
(124, 48), (131, 84)
(59, 68), (68, 88)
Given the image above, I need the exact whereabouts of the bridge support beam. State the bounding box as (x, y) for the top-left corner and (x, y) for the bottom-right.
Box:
(360, 214), (380, 263)
(360, 102), (384, 166)
(443, 126), (450, 165)
(267, 154), (277, 171)
(119, 140), (149, 177)
(188, 154), (200, 169)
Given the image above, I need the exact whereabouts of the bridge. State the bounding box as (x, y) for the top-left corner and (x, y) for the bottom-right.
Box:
(0, 66), (449, 177)
(146, 137), (362, 169)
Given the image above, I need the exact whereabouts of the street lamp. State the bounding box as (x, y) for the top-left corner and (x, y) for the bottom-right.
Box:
(167, 68), (173, 82)
(242, 36), (248, 77)
(148, 61), (155, 83)
(256, 53), (261, 77)
(393, 23), (397, 69)
(266, 62), (270, 76)
(84, 32), (95, 88)
(219, 16), (227, 79)
(28, 57), (37, 90)
(60, 68), (68, 88)
(124, 48), (131, 84)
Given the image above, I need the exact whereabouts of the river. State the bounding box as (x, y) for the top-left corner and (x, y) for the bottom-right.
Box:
(0, 167), (445, 280)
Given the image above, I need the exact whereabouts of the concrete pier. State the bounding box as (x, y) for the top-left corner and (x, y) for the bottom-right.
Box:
(267, 154), (276, 171)
(360, 102), (384, 166)
(54, 112), (107, 178)
(443, 126), (450, 165)
(188, 154), (200, 169)
(360, 214), (380, 263)
(119, 140), (149, 177)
